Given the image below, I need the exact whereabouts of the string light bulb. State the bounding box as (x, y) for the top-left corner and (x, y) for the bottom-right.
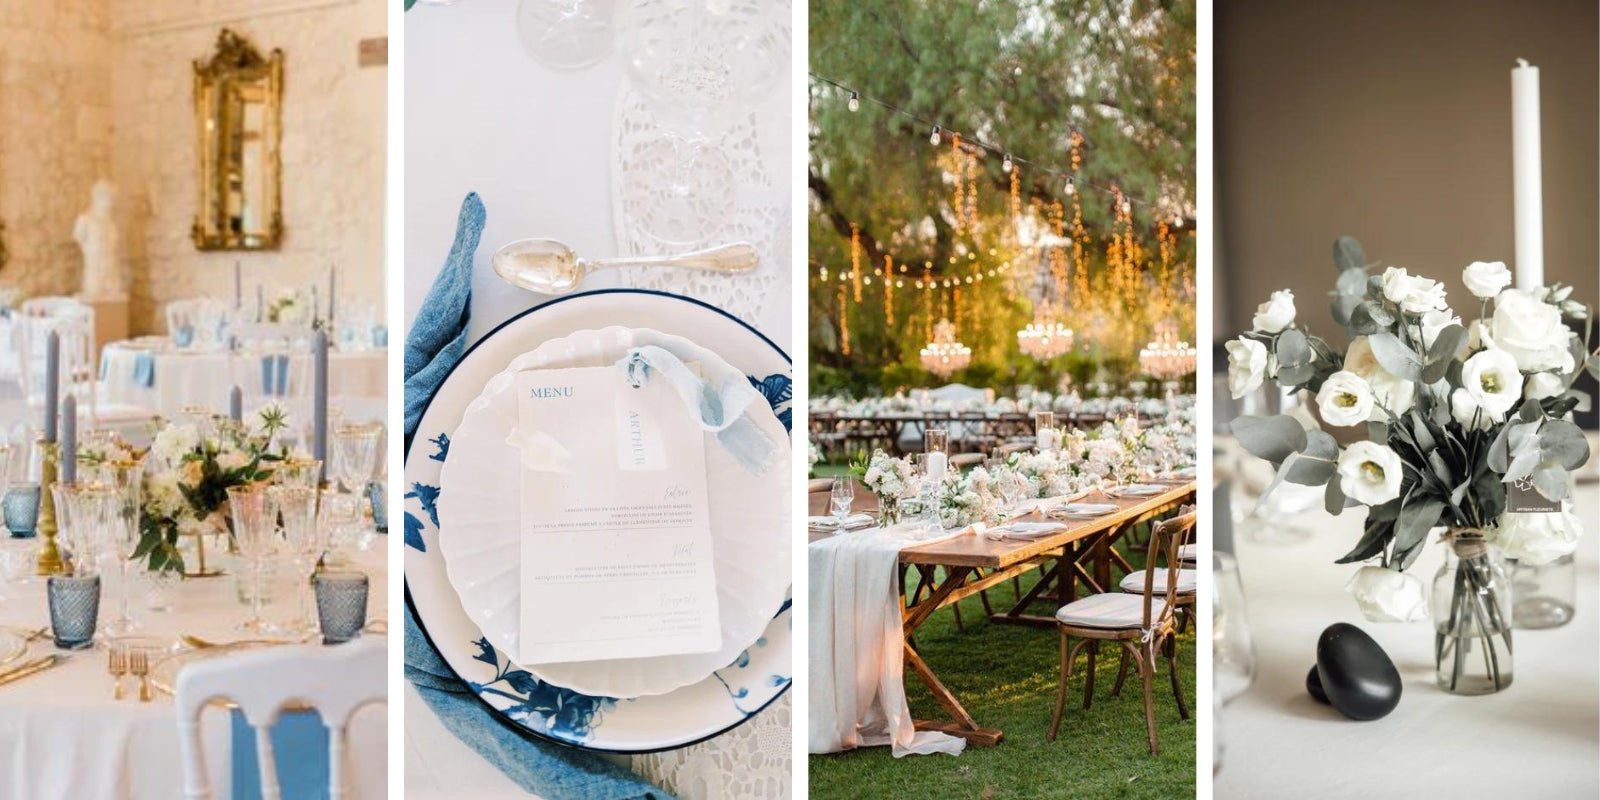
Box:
(929, 125), (942, 146)
(1065, 177), (1076, 196)
(1002, 154), (1013, 173)
(847, 91), (859, 112)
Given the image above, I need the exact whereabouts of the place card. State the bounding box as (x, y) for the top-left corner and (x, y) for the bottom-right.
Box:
(1506, 477), (1560, 513)
(515, 365), (721, 665)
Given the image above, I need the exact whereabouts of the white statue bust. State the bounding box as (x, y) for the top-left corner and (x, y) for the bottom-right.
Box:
(74, 180), (125, 301)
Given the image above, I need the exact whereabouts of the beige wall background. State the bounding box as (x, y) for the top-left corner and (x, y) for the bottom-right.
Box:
(0, 0), (386, 333)
(1216, 0), (1598, 344)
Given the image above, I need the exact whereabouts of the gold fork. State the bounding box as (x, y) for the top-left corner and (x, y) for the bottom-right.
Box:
(108, 646), (127, 701)
(130, 649), (152, 703)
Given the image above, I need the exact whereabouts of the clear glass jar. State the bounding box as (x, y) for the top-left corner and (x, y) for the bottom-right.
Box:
(1431, 531), (1513, 695)
(1511, 553), (1575, 629)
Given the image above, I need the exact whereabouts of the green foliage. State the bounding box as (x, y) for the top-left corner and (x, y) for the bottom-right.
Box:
(809, 0), (1196, 388)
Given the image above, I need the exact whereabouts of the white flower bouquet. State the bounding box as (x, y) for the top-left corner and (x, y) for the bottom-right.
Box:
(851, 449), (915, 525)
(1227, 237), (1595, 694)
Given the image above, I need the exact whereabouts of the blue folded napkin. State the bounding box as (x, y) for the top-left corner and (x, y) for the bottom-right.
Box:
(403, 193), (669, 800)
(133, 351), (156, 388)
(174, 325), (195, 348)
(260, 354), (290, 397)
(231, 709), (329, 799)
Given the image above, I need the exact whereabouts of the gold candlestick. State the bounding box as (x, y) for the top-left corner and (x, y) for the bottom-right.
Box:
(34, 440), (67, 576)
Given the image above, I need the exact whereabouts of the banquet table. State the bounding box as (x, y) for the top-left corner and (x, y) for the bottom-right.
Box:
(810, 480), (1196, 745)
(0, 539), (389, 799)
(1214, 436), (1600, 797)
(98, 339), (388, 417)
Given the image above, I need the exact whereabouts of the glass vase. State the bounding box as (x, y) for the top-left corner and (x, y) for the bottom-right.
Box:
(1511, 553), (1575, 630)
(875, 496), (900, 528)
(1431, 530), (1513, 695)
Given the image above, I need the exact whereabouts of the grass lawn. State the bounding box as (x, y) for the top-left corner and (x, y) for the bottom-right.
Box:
(808, 542), (1197, 800)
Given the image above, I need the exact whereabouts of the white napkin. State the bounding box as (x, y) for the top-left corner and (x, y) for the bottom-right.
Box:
(985, 521), (1068, 539)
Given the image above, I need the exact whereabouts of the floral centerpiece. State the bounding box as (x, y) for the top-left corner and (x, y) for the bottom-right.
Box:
(267, 289), (308, 325)
(1226, 237), (1594, 695)
(136, 404), (292, 575)
(851, 450), (914, 526)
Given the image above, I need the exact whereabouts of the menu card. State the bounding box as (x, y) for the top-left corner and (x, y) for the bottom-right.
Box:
(515, 365), (721, 665)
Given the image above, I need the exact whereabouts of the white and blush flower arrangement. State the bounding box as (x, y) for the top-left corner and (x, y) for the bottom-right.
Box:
(1226, 237), (1595, 623)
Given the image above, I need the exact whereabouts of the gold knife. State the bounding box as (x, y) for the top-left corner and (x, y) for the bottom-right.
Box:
(0, 655), (63, 687)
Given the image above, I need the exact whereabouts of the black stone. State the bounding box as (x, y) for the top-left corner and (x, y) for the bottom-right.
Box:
(1305, 665), (1328, 704)
(1315, 622), (1401, 721)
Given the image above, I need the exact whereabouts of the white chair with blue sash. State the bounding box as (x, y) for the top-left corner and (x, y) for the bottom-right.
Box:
(175, 638), (386, 800)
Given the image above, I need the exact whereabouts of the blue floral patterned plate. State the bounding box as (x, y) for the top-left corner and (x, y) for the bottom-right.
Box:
(405, 289), (792, 753)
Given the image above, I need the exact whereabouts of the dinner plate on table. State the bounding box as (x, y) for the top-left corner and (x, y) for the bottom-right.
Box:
(1053, 502), (1120, 518)
(807, 514), (873, 533)
(405, 289), (793, 754)
(438, 327), (790, 699)
(1113, 483), (1168, 497)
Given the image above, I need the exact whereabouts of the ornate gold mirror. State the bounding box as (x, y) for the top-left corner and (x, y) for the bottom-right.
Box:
(192, 29), (283, 251)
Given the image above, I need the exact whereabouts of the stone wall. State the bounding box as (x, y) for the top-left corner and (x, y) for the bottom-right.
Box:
(0, 0), (114, 300)
(0, 0), (386, 334)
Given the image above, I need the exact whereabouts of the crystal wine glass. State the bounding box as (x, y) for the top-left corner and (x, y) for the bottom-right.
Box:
(829, 479), (854, 529)
(331, 424), (381, 496)
(1214, 552), (1257, 703)
(517, 0), (617, 72)
(95, 459), (144, 637)
(270, 485), (323, 638)
(52, 483), (115, 578)
(228, 485), (277, 634)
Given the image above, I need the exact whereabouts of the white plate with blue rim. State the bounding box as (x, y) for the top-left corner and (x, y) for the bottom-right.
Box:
(404, 289), (792, 754)
(436, 326), (790, 699)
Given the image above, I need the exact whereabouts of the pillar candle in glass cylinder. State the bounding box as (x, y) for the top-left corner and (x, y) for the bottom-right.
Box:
(1511, 58), (1544, 289)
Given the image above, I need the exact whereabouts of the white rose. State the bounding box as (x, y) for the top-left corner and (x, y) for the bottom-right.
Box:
(151, 424), (200, 466)
(1462, 261), (1512, 299)
(1336, 441), (1404, 506)
(1251, 289), (1297, 333)
(1419, 309), (1461, 351)
(1524, 372), (1566, 401)
(1316, 370), (1375, 427)
(1345, 565), (1429, 623)
(1495, 505), (1582, 565)
(1492, 288), (1576, 373)
(1225, 338), (1268, 399)
(1460, 348), (1523, 416)
(1450, 387), (1500, 431)
(1344, 336), (1415, 416)
(1381, 267), (1449, 314)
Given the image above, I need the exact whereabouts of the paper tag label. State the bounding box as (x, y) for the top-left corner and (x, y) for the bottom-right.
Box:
(615, 389), (667, 471)
(1506, 478), (1560, 513)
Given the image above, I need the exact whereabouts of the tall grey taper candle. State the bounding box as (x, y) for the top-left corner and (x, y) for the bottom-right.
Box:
(328, 266), (337, 330)
(59, 395), (76, 484)
(312, 331), (328, 481)
(43, 331), (59, 442)
(256, 284), (264, 323)
(234, 261), (243, 308)
(229, 385), (243, 423)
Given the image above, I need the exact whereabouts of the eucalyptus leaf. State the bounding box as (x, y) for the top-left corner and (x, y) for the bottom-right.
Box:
(1587, 352), (1599, 381)
(1333, 237), (1367, 272)
(1276, 329), (1311, 369)
(1530, 466), (1572, 502)
(1332, 294), (1361, 328)
(1325, 478), (1354, 515)
(1538, 418), (1590, 470)
(1231, 414), (1308, 464)
(1367, 498), (1403, 523)
(1348, 301), (1396, 336)
(1393, 497), (1444, 555)
(1365, 332), (1422, 381)
(1284, 430), (1338, 486)
(1276, 362), (1315, 388)
(1367, 420), (1389, 443)
(1421, 324), (1466, 383)
(1334, 517), (1392, 564)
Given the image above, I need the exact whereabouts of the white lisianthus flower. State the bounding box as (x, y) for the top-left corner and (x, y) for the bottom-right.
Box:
(144, 472), (186, 518)
(151, 424), (200, 466)
(1460, 348), (1523, 416)
(1315, 370), (1375, 427)
(1492, 288), (1576, 373)
(1495, 504), (1582, 565)
(1225, 338), (1268, 399)
(1251, 289), (1297, 333)
(216, 447), (251, 473)
(1524, 371), (1566, 401)
(1419, 308), (1461, 351)
(1450, 387), (1501, 431)
(1336, 441), (1404, 506)
(1466, 319), (1495, 352)
(1344, 336), (1415, 416)
(1345, 566), (1429, 623)
(1462, 261), (1512, 298)
(1381, 267), (1449, 314)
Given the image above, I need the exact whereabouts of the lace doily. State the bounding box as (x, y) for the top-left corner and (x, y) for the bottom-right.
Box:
(610, 82), (788, 330)
(632, 693), (792, 799)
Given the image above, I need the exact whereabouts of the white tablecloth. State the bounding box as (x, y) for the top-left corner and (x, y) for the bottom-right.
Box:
(0, 540), (389, 800)
(99, 341), (387, 417)
(1215, 439), (1599, 798)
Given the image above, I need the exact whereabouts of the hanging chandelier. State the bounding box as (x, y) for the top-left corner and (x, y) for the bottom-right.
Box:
(920, 318), (971, 378)
(1017, 305), (1074, 361)
(1138, 320), (1197, 380)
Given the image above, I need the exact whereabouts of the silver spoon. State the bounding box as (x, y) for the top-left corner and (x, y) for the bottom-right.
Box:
(492, 239), (759, 294)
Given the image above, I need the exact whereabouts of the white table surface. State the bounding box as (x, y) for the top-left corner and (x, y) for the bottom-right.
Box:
(0, 539), (389, 800)
(403, 3), (792, 798)
(99, 341), (388, 418)
(1215, 440), (1600, 798)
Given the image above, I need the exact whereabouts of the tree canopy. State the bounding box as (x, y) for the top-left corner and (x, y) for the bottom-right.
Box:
(809, 0), (1196, 397)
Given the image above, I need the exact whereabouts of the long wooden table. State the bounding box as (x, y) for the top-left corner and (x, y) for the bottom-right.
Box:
(811, 479), (1196, 746)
